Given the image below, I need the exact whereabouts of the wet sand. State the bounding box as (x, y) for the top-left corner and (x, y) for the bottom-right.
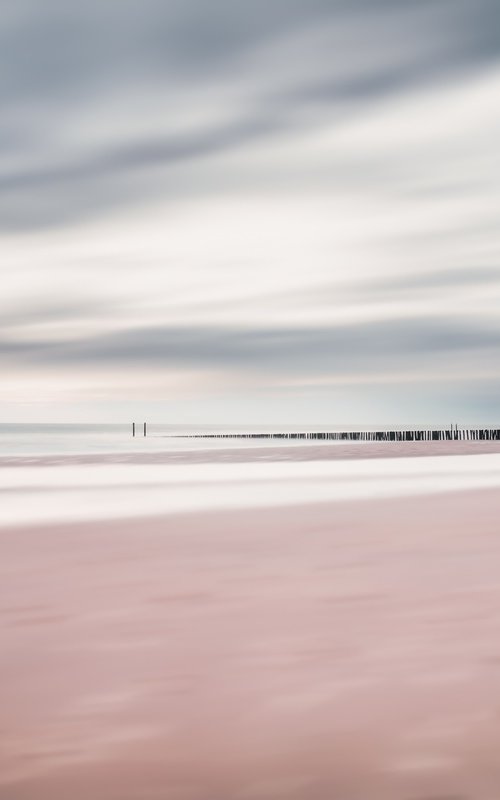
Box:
(1, 488), (500, 799)
(2, 438), (500, 467)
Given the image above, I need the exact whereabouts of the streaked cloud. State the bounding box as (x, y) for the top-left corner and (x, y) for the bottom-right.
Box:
(3, 316), (500, 377)
(1, 0), (499, 421)
(1, 0), (498, 228)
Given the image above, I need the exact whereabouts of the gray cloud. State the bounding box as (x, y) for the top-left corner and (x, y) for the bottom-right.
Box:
(0, 116), (280, 194)
(1, 0), (499, 230)
(2, 317), (500, 379)
(325, 267), (500, 305)
(366, 267), (500, 294)
(182, 268), (500, 317)
(0, 299), (110, 330)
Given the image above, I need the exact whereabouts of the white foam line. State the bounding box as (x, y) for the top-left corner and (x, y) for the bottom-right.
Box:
(1, 453), (500, 528)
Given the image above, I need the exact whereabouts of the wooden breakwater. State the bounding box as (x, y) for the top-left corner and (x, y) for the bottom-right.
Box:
(168, 428), (500, 442)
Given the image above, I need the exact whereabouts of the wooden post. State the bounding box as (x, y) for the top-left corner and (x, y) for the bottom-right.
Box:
(144, 422), (147, 437)
(132, 422), (135, 437)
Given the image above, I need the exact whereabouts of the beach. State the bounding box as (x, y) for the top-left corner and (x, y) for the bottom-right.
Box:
(2, 444), (500, 799)
(3, 0), (499, 793)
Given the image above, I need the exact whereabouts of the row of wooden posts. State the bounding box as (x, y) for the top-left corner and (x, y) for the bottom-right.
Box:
(134, 424), (500, 441)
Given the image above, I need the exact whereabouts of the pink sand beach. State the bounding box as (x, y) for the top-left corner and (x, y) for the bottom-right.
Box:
(2, 444), (500, 799)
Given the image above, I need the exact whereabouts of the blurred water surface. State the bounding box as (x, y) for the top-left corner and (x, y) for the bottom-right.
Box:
(0, 423), (345, 456)
(0, 423), (475, 457)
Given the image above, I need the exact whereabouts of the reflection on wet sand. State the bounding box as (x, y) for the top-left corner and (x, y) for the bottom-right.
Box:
(1, 485), (500, 799)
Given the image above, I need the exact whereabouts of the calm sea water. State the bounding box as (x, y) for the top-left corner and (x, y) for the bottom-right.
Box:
(0, 423), (475, 458)
(0, 423), (349, 457)
(1, 424), (500, 529)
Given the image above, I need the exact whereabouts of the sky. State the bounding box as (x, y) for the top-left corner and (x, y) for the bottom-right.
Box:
(1, 0), (499, 426)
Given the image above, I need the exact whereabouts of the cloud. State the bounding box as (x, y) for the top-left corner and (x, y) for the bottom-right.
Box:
(173, 267), (500, 322)
(0, 299), (110, 330)
(2, 317), (500, 383)
(2, 0), (500, 422)
(365, 267), (500, 294)
(1, 0), (499, 230)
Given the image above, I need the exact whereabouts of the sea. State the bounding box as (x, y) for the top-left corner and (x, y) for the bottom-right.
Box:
(0, 423), (352, 457)
(2, 423), (500, 529)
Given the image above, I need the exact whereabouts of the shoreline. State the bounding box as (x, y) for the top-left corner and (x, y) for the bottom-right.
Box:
(2, 449), (500, 529)
(2, 439), (500, 468)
